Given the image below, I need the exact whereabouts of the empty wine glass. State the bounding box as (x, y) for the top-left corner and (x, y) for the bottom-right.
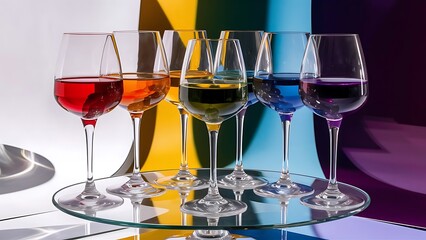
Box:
(54, 33), (124, 211)
(253, 32), (314, 199)
(155, 30), (208, 190)
(299, 34), (368, 210)
(179, 39), (248, 217)
(106, 31), (169, 198)
(217, 30), (268, 190)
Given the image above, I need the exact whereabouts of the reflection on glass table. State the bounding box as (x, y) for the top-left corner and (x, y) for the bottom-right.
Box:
(52, 169), (370, 230)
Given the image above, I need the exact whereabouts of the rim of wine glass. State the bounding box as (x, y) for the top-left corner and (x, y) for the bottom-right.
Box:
(264, 31), (310, 35)
(309, 33), (359, 37)
(187, 38), (240, 42)
(221, 30), (264, 33)
(164, 29), (207, 32)
(112, 30), (161, 34)
(186, 38), (242, 49)
(63, 32), (112, 36)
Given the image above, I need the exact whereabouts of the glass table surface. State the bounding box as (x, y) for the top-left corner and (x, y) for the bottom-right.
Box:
(52, 169), (370, 230)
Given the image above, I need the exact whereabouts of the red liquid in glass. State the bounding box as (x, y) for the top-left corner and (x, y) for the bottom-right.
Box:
(54, 77), (123, 121)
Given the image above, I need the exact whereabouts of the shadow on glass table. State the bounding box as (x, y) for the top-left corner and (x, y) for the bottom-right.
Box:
(0, 144), (55, 194)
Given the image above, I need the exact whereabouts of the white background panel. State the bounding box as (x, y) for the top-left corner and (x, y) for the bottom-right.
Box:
(0, 0), (139, 220)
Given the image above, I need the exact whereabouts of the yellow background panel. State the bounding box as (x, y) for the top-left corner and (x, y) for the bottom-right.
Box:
(139, 1), (203, 171)
(139, 0), (198, 31)
(140, 101), (203, 171)
(157, 0), (198, 30)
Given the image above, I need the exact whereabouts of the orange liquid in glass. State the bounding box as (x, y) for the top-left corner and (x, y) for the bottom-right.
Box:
(120, 73), (170, 114)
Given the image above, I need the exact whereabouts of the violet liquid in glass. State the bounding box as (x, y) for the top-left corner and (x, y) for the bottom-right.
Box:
(299, 77), (368, 119)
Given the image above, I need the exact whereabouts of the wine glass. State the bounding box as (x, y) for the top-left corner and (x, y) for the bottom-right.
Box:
(106, 31), (169, 198)
(54, 33), (124, 211)
(299, 34), (368, 210)
(179, 39), (248, 217)
(253, 32), (314, 199)
(155, 30), (208, 190)
(217, 30), (268, 190)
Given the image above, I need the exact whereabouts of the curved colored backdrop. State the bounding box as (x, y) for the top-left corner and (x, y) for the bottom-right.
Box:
(129, 0), (426, 231)
(136, 0), (322, 179)
(132, 0), (322, 234)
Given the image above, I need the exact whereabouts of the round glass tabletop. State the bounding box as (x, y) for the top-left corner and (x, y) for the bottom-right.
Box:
(52, 168), (370, 230)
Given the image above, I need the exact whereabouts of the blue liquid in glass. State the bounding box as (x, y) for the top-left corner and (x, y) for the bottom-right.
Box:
(253, 73), (303, 114)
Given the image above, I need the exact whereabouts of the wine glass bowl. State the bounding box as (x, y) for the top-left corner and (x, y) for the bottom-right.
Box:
(106, 30), (169, 199)
(54, 33), (124, 211)
(216, 30), (268, 190)
(179, 39), (248, 217)
(253, 32), (314, 199)
(299, 34), (368, 210)
(120, 72), (170, 115)
(154, 30), (209, 190)
(163, 30), (208, 106)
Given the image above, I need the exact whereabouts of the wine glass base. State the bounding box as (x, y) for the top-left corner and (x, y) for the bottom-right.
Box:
(300, 191), (365, 211)
(181, 196), (247, 218)
(164, 231), (253, 240)
(217, 170), (268, 190)
(107, 174), (165, 199)
(155, 171), (209, 191)
(58, 193), (123, 212)
(187, 230), (233, 240)
(254, 181), (314, 200)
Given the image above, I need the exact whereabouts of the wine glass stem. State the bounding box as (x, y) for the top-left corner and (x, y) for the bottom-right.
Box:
(235, 107), (247, 170)
(327, 119), (342, 188)
(178, 106), (189, 171)
(280, 201), (288, 240)
(207, 123), (221, 196)
(280, 114), (293, 179)
(207, 217), (219, 226)
(81, 120), (101, 198)
(83, 121), (96, 184)
(234, 190), (243, 201)
(280, 201), (288, 225)
(179, 192), (188, 225)
(131, 115), (143, 175)
(132, 202), (141, 223)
